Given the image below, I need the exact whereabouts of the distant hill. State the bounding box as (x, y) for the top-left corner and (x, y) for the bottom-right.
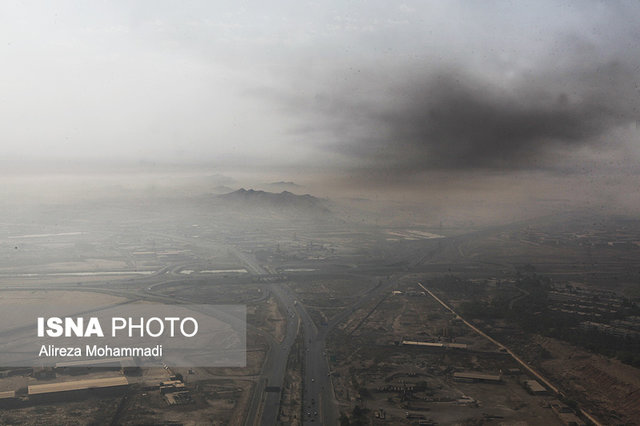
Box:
(217, 188), (331, 218)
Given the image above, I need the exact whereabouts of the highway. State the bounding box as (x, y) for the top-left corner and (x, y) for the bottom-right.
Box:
(255, 283), (300, 426)
(294, 276), (397, 425)
(198, 246), (398, 425)
(230, 246), (339, 425)
(228, 248), (303, 426)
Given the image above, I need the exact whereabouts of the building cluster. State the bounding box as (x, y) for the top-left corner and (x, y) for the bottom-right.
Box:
(548, 286), (640, 338)
(516, 223), (640, 249)
(0, 360), (193, 409)
(160, 378), (193, 406)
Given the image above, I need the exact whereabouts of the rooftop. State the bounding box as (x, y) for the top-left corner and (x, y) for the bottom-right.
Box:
(453, 372), (502, 381)
(0, 390), (16, 399)
(525, 380), (547, 393)
(28, 376), (128, 395)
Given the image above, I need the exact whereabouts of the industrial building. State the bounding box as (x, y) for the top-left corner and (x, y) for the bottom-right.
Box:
(453, 372), (502, 383)
(402, 340), (468, 349)
(160, 380), (186, 394)
(159, 379), (192, 405)
(28, 376), (129, 402)
(524, 379), (547, 395)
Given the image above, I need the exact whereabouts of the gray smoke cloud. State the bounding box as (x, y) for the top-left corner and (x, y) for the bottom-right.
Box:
(282, 57), (639, 176)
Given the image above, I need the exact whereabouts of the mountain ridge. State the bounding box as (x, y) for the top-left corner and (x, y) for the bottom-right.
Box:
(217, 188), (331, 217)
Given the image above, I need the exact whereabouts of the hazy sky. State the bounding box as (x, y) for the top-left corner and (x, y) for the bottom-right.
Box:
(1, 1), (639, 188)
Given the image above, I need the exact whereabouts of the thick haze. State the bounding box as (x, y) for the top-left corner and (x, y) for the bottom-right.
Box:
(1, 1), (639, 201)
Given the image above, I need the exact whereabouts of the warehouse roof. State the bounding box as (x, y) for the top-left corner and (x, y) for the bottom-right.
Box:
(0, 390), (16, 399)
(28, 376), (128, 395)
(525, 380), (547, 393)
(402, 340), (468, 349)
(453, 372), (502, 381)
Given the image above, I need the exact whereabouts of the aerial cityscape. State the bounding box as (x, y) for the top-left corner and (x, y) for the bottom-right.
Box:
(1, 1), (639, 425)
